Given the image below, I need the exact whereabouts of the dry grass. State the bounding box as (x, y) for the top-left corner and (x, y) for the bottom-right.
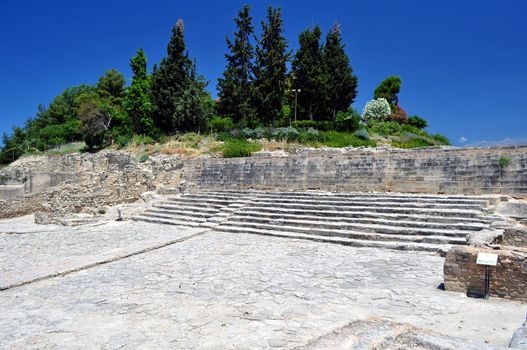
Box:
(159, 146), (199, 158)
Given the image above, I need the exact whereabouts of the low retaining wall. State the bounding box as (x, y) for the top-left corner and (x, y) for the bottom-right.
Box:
(444, 246), (527, 301)
(184, 146), (527, 196)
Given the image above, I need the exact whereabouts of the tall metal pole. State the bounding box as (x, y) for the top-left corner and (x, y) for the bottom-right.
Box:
(294, 90), (298, 122)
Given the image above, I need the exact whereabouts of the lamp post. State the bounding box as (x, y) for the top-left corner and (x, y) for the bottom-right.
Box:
(292, 88), (301, 124)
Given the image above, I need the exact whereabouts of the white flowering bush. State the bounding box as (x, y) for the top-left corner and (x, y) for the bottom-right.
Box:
(362, 98), (391, 123)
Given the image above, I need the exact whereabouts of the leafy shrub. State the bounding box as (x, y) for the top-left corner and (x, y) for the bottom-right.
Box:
(293, 120), (331, 131)
(499, 156), (510, 168)
(132, 134), (155, 146)
(335, 108), (361, 132)
(116, 135), (131, 148)
(208, 116), (234, 133)
(400, 124), (425, 136)
(242, 128), (255, 139)
(179, 132), (203, 148)
(221, 139), (262, 158)
(299, 128), (322, 143)
(292, 118), (359, 132)
(430, 133), (450, 145)
(362, 98), (391, 123)
(272, 127), (300, 142)
(354, 129), (370, 140)
(253, 127), (267, 139)
(407, 115), (428, 129)
(368, 121), (402, 135)
(387, 106), (408, 124)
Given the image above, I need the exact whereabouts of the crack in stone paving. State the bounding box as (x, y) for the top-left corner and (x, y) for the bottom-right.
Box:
(0, 228), (210, 291)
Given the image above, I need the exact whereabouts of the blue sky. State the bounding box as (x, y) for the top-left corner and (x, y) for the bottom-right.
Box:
(1, 0), (526, 146)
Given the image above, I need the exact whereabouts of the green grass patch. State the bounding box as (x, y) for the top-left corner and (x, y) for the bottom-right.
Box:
(220, 139), (262, 158)
(499, 156), (510, 168)
(319, 131), (377, 148)
(391, 136), (435, 149)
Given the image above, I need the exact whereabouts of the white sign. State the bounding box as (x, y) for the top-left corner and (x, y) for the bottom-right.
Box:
(476, 253), (498, 266)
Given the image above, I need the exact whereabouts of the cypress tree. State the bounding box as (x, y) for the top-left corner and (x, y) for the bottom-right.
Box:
(151, 19), (193, 133)
(291, 25), (325, 120)
(323, 23), (358, 120)
(124, 49), (155, 136)
(252, 6), (289, 127)
(217, 5), (255, 127)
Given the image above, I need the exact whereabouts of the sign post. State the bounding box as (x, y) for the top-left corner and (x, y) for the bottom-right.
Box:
(476, 252), (498, 299)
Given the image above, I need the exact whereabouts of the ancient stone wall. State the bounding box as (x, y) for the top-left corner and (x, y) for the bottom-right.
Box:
(444, 246), (527, 301)
(184, 146), (527, 196)
(0, 152), (185, 218)
(1, 145), (526, 218)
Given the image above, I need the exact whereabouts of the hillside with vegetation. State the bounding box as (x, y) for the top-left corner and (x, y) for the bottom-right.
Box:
(0, 5), (449, 165)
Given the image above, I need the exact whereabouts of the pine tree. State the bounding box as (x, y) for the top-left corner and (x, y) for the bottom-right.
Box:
(124, 49), (155, 136)
(217, 5), (255, 127)
(291, 25), (325, 120)
(323, 23), (358, 120)
(374, 76), (401, 107)
(96, 69), (126, 105)
(252, 6), (289, 127)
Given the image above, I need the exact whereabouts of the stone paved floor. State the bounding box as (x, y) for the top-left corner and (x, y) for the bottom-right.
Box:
(0, 219), (525, 349)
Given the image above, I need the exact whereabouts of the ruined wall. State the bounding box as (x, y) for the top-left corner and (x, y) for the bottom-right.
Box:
(184, 146), (527, 196)
(0, 145), (526, 218)
(444, 246), (527, 301)
(0, 152), (186, 218)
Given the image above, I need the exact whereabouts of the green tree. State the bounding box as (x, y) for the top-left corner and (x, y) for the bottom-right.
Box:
(252, 6), (290, 127)
(173, 61), (214, 132)
(124, 49), (155, 136)
(96, 69), (126, 104)
(291, 25), (325, 120)
(77, 94), (112, 150)
(151, 19), (210, 133)
(323, 23), (358, 120)
(374, 76), (401, 106)
(27, 85), (95, 148)
(217, 5), (255, 127)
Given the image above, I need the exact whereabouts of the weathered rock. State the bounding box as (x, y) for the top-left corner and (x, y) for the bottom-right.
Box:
(497, 201), (527, 219)
(510, 320), (527, 349)
(467, 229), (504, 247)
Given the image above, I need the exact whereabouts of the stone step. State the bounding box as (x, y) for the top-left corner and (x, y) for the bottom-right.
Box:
(244, 203), (482, 218)
(139, 212), (208, 223)
(234, 210), (488, 230)
(221, 220), (469, 241)
(166, 197), (240, 206)
(245, 193), (491, 206)
(132, 215), (202, 227)
(215, 225), (453, 253)
(204, 190), (496, 203)
(146, 208), (218, 219)
(153, 203), (223, 213)
(228, 215), (480, 236)
(249, 197), (484, 211)
(183, 191), (491, 206)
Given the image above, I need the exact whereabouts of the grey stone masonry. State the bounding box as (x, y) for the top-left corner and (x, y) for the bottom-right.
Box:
(183, 146), (527, 196)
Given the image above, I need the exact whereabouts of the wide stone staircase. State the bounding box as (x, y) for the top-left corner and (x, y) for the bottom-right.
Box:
(133, 190), (500, 253)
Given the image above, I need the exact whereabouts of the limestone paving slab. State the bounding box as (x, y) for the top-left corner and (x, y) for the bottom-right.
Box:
(0, 218), (204, 289)
(0, 223), (525, 349)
